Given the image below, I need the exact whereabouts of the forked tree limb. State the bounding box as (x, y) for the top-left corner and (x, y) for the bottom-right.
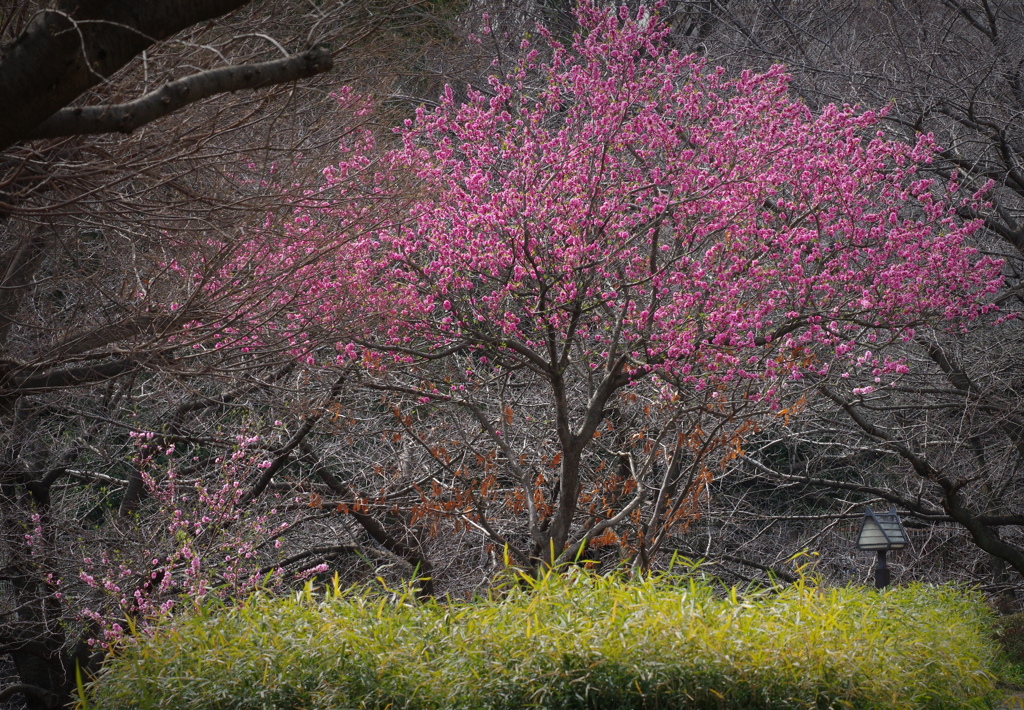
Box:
(236, 373), (347, 508)
(0, 0), (260, 150)
(28, 47), (333, 139)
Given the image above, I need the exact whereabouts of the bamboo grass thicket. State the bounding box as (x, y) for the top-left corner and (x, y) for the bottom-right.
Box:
(85, 569), (1000, 709)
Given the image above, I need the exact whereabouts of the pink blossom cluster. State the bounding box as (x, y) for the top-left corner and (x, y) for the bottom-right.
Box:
(321, 2), (1002, 397)
(77, 433), (300, 648)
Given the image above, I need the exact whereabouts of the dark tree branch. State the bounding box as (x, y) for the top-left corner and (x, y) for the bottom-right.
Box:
(236, 374), (346, 507)
(5, 355), (141, 394)
(666, 548), (799, 584)
(740, 453), (949, 519)
(819, 385), (947, 483)
(0, 350), (175, 416)
(168, 360), (296, 436)
(0, 0), (258, 150)
(0, 683), (61, 707)
(0, 640), (51, 659)
(258, 544), (359, 576)
(918, 336), (1024, 459)
(315, 465), (434, 598)
(980, 514), (1024, 526)
(939, 0), (997, 40)
(28, 47), (332, 139)
(821, 386), (1024, 577)
(50, 311), (205, 356)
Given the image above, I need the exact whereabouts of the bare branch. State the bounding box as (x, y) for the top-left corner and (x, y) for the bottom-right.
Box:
(0, 683), (61, 707)
(314, 464), (435, 598)
(258, 544), (359, 576)
(0, 0), (258, 150)
(28, 47), (333, 139)
(237, 373), (346, 507)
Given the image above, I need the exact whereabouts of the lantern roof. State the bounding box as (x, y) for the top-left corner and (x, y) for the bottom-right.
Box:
(856, 506), (909, 551)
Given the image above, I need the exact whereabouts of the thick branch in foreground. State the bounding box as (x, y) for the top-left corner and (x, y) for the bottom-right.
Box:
(1, 356), (138, 407)
(0, 0), (258, 150)
(28, 48), (333, 139)
(0, 683), (61, 708)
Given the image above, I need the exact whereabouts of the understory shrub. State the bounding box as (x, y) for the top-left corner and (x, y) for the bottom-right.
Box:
(85, 570), (999, 709)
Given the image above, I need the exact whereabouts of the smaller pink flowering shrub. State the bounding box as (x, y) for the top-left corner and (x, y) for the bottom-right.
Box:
(76, 431), (322, 648)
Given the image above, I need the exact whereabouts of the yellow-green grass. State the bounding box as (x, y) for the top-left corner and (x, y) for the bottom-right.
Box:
(85, 570), (1000, 709)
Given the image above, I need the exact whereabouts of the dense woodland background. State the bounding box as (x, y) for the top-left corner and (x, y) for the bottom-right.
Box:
(1, 1), (1023, 707)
